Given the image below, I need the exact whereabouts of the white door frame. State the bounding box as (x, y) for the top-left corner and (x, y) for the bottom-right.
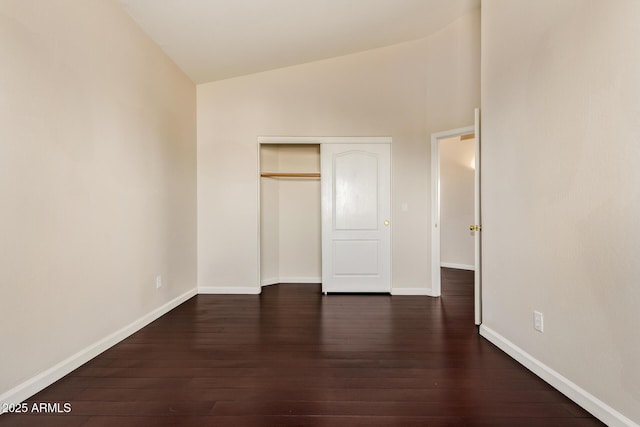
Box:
(257, 136), (392, 292)
(430, 125), (475, 297)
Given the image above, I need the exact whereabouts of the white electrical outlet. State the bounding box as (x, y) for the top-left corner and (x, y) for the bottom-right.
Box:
(534, 311), (544, 332)
(156, 275), (162, 289)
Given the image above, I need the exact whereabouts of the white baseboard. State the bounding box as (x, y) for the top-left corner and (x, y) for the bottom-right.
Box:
(198, 286), (260, 294)
(441, 262), (475, 271)
(391, 287), (432, 296)
(0, 288), (197, 411)
(480, 325), (638, 427)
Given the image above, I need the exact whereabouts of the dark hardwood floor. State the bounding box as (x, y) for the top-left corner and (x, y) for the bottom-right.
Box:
(0, 268), (603, 426)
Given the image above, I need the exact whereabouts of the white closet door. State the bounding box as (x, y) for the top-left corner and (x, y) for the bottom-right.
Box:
(321, 144), (391, 293)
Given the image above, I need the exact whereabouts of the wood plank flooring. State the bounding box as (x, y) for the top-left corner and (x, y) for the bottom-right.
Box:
(0, 268), (603, 426)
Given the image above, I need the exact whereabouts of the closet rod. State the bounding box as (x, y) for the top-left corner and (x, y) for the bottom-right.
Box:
(261, 172), (320, 178)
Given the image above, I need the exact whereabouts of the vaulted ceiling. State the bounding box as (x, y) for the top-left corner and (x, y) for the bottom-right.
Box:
(119, 0), (479, 83)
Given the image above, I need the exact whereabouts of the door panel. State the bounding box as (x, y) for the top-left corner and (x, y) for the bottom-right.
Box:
(321, 143), (391, 293)
(474, 108), (482, 325)
(334, 152), (378, 230)
(333, 240), (379, 275)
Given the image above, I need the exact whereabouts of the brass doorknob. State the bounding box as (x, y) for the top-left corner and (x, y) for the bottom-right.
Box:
(384, 220), (390, 226)
(470, 225), (475, 231)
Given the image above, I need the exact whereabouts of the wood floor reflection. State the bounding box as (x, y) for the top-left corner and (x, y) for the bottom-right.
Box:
(0, 268), (603, 426)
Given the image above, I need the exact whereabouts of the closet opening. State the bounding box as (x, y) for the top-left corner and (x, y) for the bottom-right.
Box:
(259, 144), (322, 288)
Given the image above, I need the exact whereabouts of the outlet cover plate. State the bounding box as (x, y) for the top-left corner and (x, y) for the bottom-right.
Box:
(534, 310), (544, 332)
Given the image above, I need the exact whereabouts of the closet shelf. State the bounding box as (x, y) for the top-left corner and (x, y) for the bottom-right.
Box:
(261, 172), (320, 178)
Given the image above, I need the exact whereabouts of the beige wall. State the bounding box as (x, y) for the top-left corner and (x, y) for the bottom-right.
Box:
(440, 136), (475, 268)
(0, 0), (196, 397)
(482, 0), (640, 424)
(198, 10), (480, 292)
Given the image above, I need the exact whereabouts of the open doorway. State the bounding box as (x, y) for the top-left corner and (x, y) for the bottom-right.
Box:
(431, 113), (481, 324)
(259, 143), (322, 288)
(439, 134), (475, 316)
